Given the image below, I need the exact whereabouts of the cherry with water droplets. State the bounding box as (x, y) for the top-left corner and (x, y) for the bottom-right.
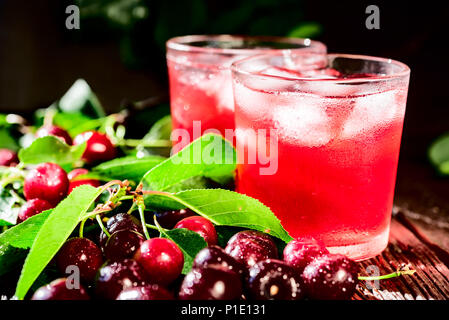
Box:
(18, 198), (53, 222)
(193, 245), (244, 277)
(283, 237), (329, 272)
(104, 229), (145, 261)
(246, 259), (305, 300)
(179, 265), (242, 300)
(174, 216), (218, 246)
(24, 162), (69, 206)
(36, 125), (72, 145)
(116, 284), (174, 300)
(302, 253), (359, 300)
(225, 230), (278, 269)
(95, 259), (149, 300)
(56, 237), (103, 283)
(154, 208), (195, 229)
(73, 131), (116, 164)
(134, 238), (184, 285)
(0, 149), (18, 166)
(99, 213), (141, 250)
(32, 278), (89, 300)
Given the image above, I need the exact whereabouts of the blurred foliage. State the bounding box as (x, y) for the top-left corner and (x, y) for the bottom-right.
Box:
(72, 0), (321, 69)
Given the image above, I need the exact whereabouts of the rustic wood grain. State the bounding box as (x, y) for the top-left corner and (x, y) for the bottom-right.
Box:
(355, 216), (449, 300)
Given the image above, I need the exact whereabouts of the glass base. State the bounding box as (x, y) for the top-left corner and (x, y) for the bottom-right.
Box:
(326, 226), (390, 261)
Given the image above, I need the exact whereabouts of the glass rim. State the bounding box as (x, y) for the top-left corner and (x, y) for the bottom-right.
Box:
(166, 34), (327, 56)
(231, 52), (411, 84)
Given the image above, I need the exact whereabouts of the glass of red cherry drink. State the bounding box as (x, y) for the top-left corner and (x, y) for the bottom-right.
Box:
(231, 52), (410, 260)
(166, 35), (326, 151)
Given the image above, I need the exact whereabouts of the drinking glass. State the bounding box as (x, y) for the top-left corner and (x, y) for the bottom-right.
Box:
(166, 35), (326, 150)
(231, 52), (410, 260)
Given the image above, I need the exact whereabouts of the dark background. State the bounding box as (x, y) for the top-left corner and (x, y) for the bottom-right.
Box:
(1, 0), (449, 247)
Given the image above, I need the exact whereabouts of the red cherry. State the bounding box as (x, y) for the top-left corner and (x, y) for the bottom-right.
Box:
(67, 168), (101, 193)
(134, 238), (184, 285)
(95, 259), (149, 300)
(68, 180), (101, 194)
(56, 237), (103, 283)
(302, 254), (359, 300)
(36, 125), (72, 145)
(283, 237), (329, 272)
(225, 230), (278, 269)
(104, 230), (145, 262)
(24, 162), (69, 206)
(18, 198), (53, 222)
(179, 265), (242, 300)
(67, 168), (89, 180)
(31, 278), (89, 300)
(0, 149), (18, 167)
(193, 245), (245, 278)
(174, 216), (218, 246)
(99, 213), (141, 250)
(154, 208), (196, 229)
(247, 259), (305, 300)
(73, 131), (116, 164)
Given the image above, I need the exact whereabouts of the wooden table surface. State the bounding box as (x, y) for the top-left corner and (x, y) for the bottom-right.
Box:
(354, 207), (449, 300)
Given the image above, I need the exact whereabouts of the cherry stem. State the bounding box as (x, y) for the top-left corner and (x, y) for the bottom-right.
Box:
(145, 223), (168, 232)
(127, 203), (137, 214)
(96, 215), (110, 238)
(145, 223), (159, 231)
(79, 219), (86, 238)
(118, 195), (134, 201)
(138, 203), (151, 240)
(358, 269), (416, 281)
(152, 215), (166, 237)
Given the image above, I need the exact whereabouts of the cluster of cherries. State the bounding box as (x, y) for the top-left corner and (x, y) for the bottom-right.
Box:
(0, 125), (117, 223)
(32, 206), (359, 300)
(2, 124), (360, 300)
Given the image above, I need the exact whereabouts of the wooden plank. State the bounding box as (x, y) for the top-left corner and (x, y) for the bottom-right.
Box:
(355, 218), (449, 300)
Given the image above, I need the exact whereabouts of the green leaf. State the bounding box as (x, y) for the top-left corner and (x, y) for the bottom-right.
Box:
(15, 185), (102, 299)
(149, 189), (292, 243)
(93, 155), (165, 182)
(53, 112), (107, 136)
(18, 136), (86, 166)
(0, 210), (52, 249)
(0, 209), (52, 278)
(142, 133), (236, 192)
(144, 177), (212, 210)
(154, 219), (207, 274)
(58, 79), (105, 118)
(429, 133), (449, 174)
